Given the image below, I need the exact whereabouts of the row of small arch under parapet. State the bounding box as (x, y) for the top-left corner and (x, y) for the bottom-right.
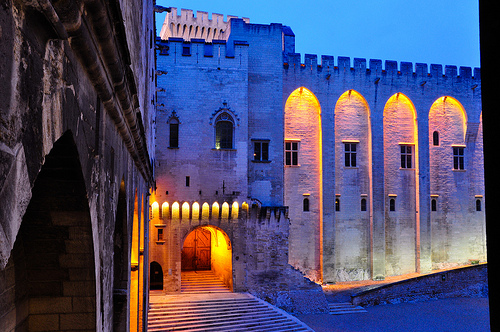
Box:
(151, 201), (248, 221)
(284, 53), (480, 81)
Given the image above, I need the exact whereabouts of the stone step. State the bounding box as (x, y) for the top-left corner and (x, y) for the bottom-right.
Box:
(149, 301), (267, 315)
(148, 314), (304, 332)
(329, 302), (367, 315)
(148, 293), (313, 331)
(148, 310), (284, 329)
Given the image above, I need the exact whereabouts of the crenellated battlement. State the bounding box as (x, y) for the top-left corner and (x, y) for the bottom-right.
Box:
(160, 7), (250, 42)
(283, 53), (480, 81)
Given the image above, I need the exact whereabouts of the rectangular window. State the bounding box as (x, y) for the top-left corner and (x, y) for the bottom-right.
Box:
(157, 228), (163, 241)
(453, 147), (465, 170)
(185, 176), (190, 187)
(285, 141), (299, 166)
(169, 123), (179, 148)
(400, 145), (413, 169)
(344, 142), (357, 167)
(182, 45), (191, 56)
(253, 141), (269, 161)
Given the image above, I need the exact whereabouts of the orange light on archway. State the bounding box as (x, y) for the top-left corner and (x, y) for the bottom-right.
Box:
(192, 202), (200, 220)
(201, 202), (210, 220)
(172, 202), (180, 219)
(221, 202), (229, 219)
(161, 202), (169, 219)
(151, 201), (159, 219)
(231, 202), (239, 219)
(182, 202), (190, 219)
(211, 202), (219, 219)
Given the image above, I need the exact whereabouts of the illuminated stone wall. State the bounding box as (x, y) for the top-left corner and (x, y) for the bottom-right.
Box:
(155, 13), (485, 287)
(0, 0), (155, 331)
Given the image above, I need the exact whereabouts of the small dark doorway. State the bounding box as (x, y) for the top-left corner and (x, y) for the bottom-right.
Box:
(182, 228), (211, 271)
(150, 262), (163, 290)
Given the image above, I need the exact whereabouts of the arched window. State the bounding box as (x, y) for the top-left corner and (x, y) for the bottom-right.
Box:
(389, 198), (396, 212)
(476, 199), (482, 212)
(431, 199), (437, 211)
(432, 131), (439, 146)
(215, 112), (234, 149)
(361, 198), (367, 211)
(303, 198), (310, 212)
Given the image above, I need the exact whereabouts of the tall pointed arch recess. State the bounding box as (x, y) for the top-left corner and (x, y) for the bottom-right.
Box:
(284, 86), (323, 282)
(383, 93), (420, 276)
(334, 89), (373, 281)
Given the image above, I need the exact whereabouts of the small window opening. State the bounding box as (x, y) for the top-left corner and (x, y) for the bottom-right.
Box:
(285, 141), (299, 166)
(253, 141), (269, 161)
(157, 228), (164, 241)
(400, 145), (413, 169)
(431, 199), (437, 211)
(361, 198), (367, 211)
(185, 176), (190, 187)
(453, 147), (465, 170)
(433, 131), (439, 146)
(335, 198), (340, 212)
(182, 45), (191, 56)
(169, 120), (179, 148)
(476, 199), (482, 212)
(303, 198), (310, 212)
(344, 142), (357, 167)
(389, 198), (396, 211)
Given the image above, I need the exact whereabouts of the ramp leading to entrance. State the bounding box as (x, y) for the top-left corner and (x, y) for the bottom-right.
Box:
(148, 292), (313, 331)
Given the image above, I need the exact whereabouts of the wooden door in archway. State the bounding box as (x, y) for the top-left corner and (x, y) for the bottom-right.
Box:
(182, 228), (211, 271)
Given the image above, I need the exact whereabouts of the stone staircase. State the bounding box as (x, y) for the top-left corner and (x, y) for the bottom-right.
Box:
(148, 295), (313, 331)
(181, 270), (230, 294)
(329, 302), (367, 315)
(148, 271), (313, 331)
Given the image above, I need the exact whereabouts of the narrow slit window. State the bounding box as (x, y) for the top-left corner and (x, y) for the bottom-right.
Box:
(476, 199), (482, 212)
(361, 198), (367, 211)
(389, 198), (396, 211)
(185, 176), (190, 187)
(431, 199), (437, 211)
(433, 131), (439, 146)
(157, 228), (163, 241)
(335, 198), (340, 212)
(303, 198), (310, 212)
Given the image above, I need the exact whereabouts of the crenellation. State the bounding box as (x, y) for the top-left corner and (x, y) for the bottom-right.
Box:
(283, 53), (480, 82)
(337, 56), (350, 70)
(354, 58), (367, 71)
(321, 55), (334, 68)
(445, 65), (458, 77)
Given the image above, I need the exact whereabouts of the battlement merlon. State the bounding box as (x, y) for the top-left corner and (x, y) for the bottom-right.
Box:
(284, 53), (480, 81)
(160, 7), (250, 41)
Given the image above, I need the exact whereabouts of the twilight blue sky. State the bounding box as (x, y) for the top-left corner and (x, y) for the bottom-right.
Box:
(155, 0), (480, 69)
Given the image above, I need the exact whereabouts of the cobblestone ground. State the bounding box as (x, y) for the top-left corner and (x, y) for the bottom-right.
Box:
(296, 297), (490, 332)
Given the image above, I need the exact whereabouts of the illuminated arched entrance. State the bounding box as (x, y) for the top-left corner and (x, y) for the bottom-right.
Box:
(181, 226), (233, 291)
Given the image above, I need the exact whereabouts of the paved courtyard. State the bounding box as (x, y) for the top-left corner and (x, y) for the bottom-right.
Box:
(296, 297), (490, 332)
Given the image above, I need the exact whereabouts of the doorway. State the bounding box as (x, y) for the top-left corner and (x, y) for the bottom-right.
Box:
(181, 226), (233, 291)
(150, 261), (163, 290)
(182, 228), (211, 271)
